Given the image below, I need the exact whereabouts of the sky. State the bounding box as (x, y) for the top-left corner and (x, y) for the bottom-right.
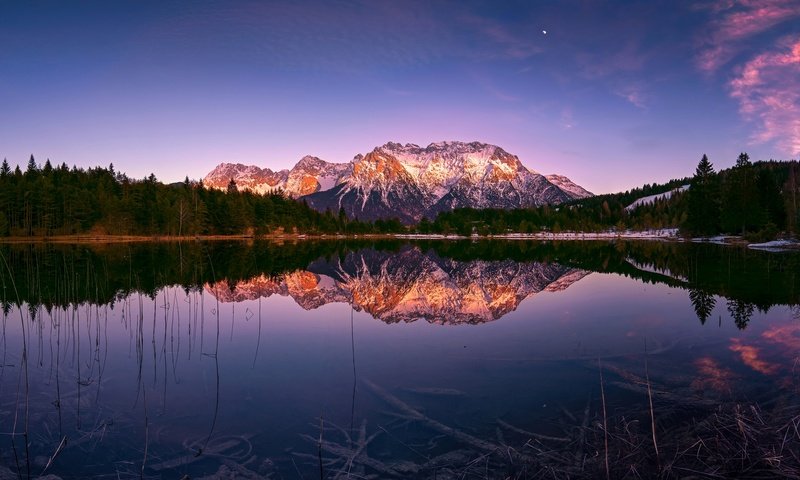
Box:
(1, 0), (798, 194)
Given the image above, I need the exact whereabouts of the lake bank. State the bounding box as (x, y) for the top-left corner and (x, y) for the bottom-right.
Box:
(0, 229), (797, 250)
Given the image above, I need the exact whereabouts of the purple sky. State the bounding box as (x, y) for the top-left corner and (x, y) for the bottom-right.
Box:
(1, 0), (798, 194)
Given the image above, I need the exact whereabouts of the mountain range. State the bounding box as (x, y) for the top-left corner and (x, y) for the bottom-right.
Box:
(203, 141), (592, 223)
(205, 246), (590, 324)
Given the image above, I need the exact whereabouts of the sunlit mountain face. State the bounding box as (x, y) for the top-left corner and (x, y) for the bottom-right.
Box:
(203, 141), (592, 223)
(204, 246), (590, 324)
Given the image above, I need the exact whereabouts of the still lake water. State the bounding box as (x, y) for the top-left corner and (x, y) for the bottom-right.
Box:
(0, 240), (798, 478)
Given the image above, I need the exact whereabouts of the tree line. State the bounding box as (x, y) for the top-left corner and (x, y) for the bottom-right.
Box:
(685, 154), (796, 239)
(0, 157), (405, 237)
(0, 154), (797, 239)
(3, 240), (797, 330)
(418, 155), (798, 239)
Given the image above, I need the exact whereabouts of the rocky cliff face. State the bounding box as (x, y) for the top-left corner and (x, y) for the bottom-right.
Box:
(203, 155), (348, 197)
(203, 141), (592, 222)
(204, 246), (590, 324)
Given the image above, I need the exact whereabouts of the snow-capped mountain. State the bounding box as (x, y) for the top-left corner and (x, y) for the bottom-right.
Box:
(203, 156), (349, 197)
(203, 163), (289, 195)
(205, 246), (590, 324)
(284, 156), (350, 197)
(203, 141), (592, 222)
(545, 174), (593, 199)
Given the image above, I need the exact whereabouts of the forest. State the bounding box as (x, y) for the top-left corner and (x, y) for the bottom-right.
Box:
(0, 156), (404, 236)
(0, 154), (797, 239)
(422, 155), (798, 239)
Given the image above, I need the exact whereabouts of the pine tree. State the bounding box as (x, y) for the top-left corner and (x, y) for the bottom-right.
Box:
(722, 152), (760, 234)
(689, 289), (716, 324)
(755, 168), (785, 229)
(227, 178), (238, 194)
(685, 154), (721, 235)
(786, 162), (799, 233)
(26, 154), (39, 173)
(727, 299), (754, 330)
(0, 159), (9, 178)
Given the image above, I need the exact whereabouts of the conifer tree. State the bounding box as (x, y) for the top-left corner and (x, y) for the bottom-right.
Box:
(686, 154), (720, 235)
(722, 152), (761, 235)
(689, 289), (716, 324)
(755, 168), (785, 229)
(26, 154), (39, 173)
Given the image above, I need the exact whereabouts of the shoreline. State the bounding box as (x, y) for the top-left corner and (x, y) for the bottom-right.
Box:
(0, 231), (796, 250)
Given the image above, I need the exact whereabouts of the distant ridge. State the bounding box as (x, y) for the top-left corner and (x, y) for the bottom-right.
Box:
(203, 141), (592, 222)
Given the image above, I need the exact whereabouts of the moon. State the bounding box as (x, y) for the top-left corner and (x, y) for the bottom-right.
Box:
(542, 30), (547, 35)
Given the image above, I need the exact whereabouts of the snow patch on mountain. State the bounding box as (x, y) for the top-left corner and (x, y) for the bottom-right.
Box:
(545, 174), (593, 199)
(204, 247), (591, 324)
(203, 141), (593, 221)
(624, 185), (689, 212)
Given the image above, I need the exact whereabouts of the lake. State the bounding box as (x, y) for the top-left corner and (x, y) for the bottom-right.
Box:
(0, 240), (798, 479)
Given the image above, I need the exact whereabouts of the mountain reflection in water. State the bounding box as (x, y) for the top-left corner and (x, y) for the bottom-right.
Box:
(0, 240), (798, 479)
(205, 247), (590, 324)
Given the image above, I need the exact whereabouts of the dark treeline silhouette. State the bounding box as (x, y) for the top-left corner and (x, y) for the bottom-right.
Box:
(685, 154), (797, 239)
(420, 156), (799, 238)
(1, 155), (797, 238)
(423, 239), (799, 322)
(0, 240), (405, 311)
(419, 179), (691, 235)
(0, 157), (405, 237)
(1, 240), (797, 330)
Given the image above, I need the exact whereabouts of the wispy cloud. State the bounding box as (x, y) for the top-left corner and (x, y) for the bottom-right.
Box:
(729, 36), (800, 155)
(761, 323), (800, 350)
(458, 13), (543, 61)
(384, 87), (415, 97)
(696, 0), (800, 73)
(470, 72), (521, 102)
(692, 357), (736, 393)
(614, 84), (648, 108)
(729, 338), (780, 375)
(559, 107), (575, 130)
(575, 41), (649, 79)
(138, 0), (463, 72)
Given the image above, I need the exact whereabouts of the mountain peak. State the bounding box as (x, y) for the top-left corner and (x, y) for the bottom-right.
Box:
(203, 141), (593, 220)
(294, 155), (332, 171)
(545, 174), (593, 199)
(204, 247), (591, 324)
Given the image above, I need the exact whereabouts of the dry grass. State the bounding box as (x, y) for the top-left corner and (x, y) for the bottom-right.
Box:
(311, 376), (800, 479)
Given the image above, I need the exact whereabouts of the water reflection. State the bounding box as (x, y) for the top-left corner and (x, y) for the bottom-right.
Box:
(205, 247), (590, 324)
(5, 239), (796, 328)
(0, 240), (798, 478)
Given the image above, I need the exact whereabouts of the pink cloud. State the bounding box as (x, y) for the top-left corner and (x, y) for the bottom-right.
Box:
(729, 36), (800, 155)
(692, 356), (737, 393)
(729, 338), (780, 375)
(761, 322), (800, 350)
(697, 0), (800, 72)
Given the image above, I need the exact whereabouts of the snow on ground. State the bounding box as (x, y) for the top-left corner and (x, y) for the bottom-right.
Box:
(396, 234), (465, 239)
(316, 174), (339, 191)
(691, 235), (735, 245)
(398, 229), (682, 241)
(748, 239), (800, 252)
(625, 257), (688, 282)
(624, 185), (689, 212)
(493, 228), (680, 240)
